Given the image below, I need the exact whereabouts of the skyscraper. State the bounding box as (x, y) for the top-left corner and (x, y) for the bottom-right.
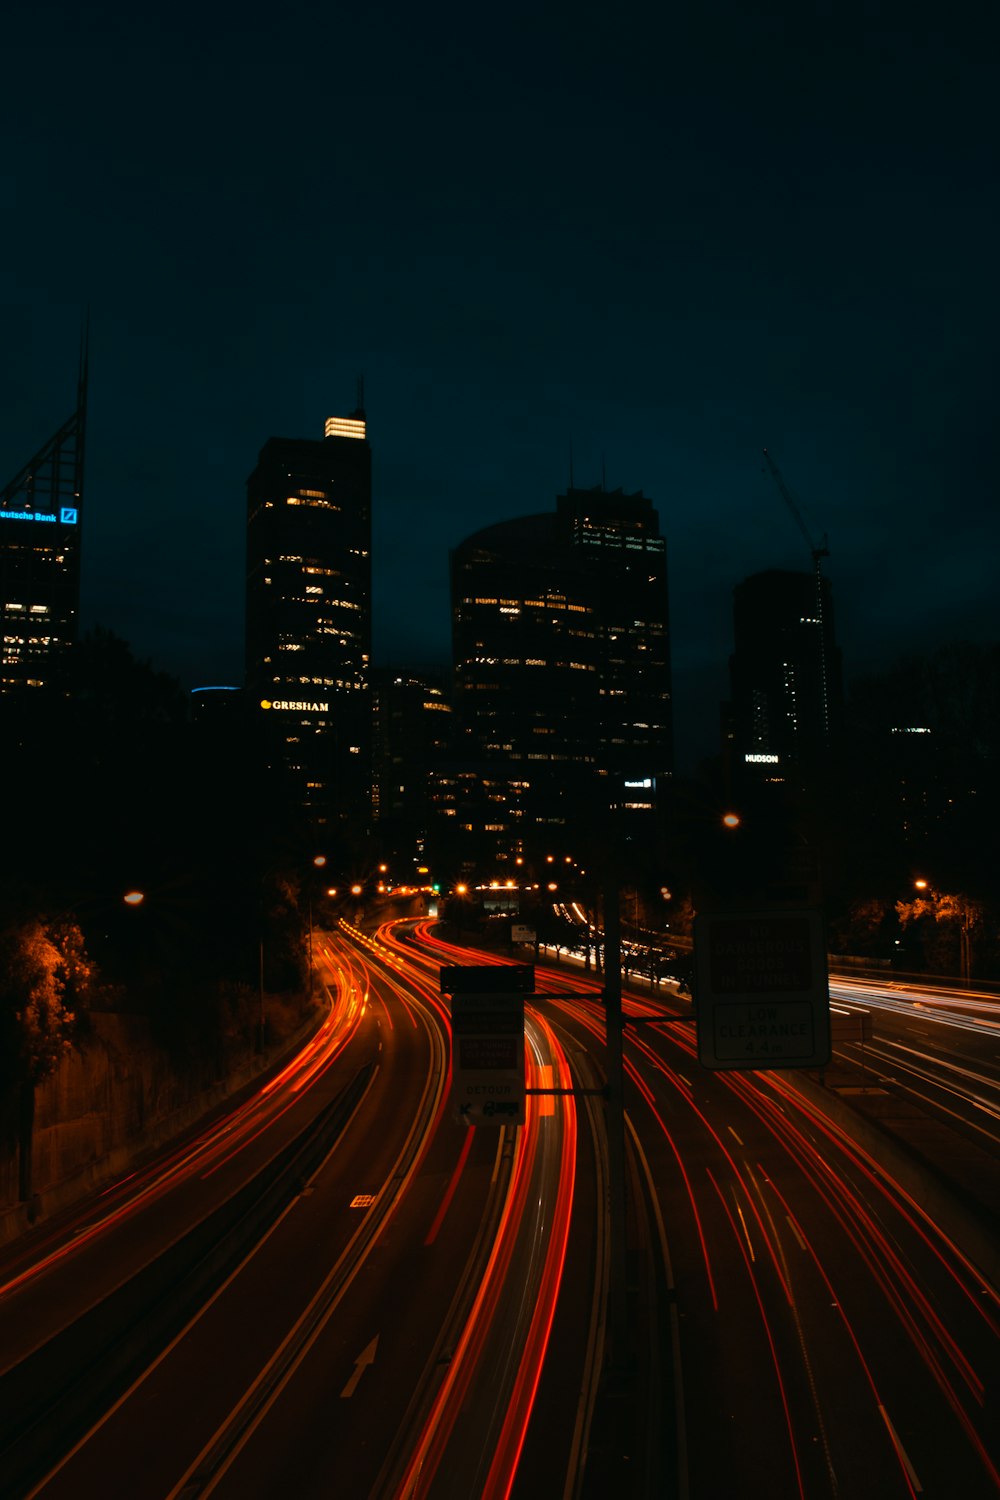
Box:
(371, 668), (453, 873)
(245, 401), (372, 836)
(449, 481), (673, 869)
(0, 355), (86, 697)
(727, 568), (843, 792)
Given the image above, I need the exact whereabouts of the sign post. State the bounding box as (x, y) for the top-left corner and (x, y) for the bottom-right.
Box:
(694, 909), (830, 1070)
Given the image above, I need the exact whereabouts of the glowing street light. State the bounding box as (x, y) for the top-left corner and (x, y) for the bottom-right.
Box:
(123, 890), (145, 906)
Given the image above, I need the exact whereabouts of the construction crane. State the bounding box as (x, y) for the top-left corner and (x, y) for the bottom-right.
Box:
(762, 448), (829, 570)
(760, 447), (832, 747)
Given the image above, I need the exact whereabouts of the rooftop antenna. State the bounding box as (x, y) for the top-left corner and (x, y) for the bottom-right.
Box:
(569, 437), (575, 489)
(78, 307), (90, 416)
(355, 373), (366, 417)
(601, 453), (607, 491)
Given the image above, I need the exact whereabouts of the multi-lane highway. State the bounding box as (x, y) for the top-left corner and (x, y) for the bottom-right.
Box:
(828, 973), (1000, 1154)
(0, 919), (997, 1499)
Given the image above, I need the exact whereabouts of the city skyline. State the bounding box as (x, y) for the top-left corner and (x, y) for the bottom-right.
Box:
(2, 1), (995, 769)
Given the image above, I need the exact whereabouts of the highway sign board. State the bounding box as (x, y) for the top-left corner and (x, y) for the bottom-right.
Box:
(450, 991), (525, 1126)
(440, 963), (534, 995)
(694, 909), (830, 1070)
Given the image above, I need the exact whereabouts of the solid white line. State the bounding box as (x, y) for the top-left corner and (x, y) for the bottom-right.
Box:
(878, 1405), (923, 1491)
(785, 1214), (807, 1252)
(626, 1113), (690, 1500)
(490, 1127), (505, 1185)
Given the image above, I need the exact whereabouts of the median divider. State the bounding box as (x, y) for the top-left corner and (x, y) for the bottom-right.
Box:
(0, 1062), (374, 1500)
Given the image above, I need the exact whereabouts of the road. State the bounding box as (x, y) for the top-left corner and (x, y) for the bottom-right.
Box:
(828, 973), (1000, 1157)
(0, 926), (596, 1500)
(1, 922), (998, 1498)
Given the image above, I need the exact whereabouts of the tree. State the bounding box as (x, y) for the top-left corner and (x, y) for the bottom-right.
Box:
(0, 916), (96, 1204)
(895, 890), (984, 978)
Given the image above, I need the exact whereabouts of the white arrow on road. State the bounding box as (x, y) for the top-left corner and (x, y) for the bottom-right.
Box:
(340, 1336), (379, 1398)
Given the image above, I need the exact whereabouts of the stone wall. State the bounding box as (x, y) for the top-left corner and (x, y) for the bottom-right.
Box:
(0, 1011), (283, 1247)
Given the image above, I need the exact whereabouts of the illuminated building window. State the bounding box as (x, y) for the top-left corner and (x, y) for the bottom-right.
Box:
(324, 415), (367, 440)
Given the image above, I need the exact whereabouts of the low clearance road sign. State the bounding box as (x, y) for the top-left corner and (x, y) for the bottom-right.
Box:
(450, 992), (526, 1126)
(694, 909), (830, 1070)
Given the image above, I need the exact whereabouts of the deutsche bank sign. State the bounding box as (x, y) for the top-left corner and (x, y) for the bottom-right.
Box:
(0, 506), (78, 525)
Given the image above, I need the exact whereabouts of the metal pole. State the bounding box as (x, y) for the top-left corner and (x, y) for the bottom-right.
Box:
(258, 933), (265, 1052)
(603, 877), (629, 1372)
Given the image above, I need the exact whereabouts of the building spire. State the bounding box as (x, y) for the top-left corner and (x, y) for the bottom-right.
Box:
(354, 373), (366, 418)
(77, 308), (90, 418)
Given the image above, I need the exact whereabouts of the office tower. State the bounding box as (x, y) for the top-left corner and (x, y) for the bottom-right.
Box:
(556, 485), (673, 800)
(0, 356), (86, 697)
(449, 481), (673, 868)
(245, 401), (372, 836)
(371, 668), (453, 874)
(728, 568), (843, 791)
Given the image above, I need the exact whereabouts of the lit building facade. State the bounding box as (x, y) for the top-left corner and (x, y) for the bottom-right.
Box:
(245, 406), (372, 834)
(728, 568), (843, 791)
(449, 482), (673, 868)
(0, 364), (86, 697)
(371, 668), (453, 872)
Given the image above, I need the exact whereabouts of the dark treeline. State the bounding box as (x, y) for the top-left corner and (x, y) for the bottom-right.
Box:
(1, 628), (325, 1129)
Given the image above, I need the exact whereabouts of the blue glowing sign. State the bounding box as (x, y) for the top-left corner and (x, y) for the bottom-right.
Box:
(0, 506), (79, 526)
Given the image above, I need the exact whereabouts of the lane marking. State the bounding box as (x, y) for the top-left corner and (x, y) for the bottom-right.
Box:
(785, 1214), (807, 1252)
(340, 1336), (379, 1398)
(878, 1405), (923, 1491)
(424, 1127), (476, 1246)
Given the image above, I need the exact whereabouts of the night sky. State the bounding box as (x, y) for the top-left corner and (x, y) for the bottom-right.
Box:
(3, 1), (996, 769)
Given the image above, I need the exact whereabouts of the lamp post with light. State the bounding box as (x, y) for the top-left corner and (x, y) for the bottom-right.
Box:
(914, 877), (973, 983)
(307, 855), (327, 1002)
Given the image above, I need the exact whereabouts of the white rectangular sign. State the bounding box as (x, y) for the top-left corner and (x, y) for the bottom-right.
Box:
(450, 992), (525, 1126)
(695, 909), (830, 1070)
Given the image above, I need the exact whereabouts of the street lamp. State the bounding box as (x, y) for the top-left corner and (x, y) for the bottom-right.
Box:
(912, 877), (972, 983)
(307, 855), (327, 1002)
